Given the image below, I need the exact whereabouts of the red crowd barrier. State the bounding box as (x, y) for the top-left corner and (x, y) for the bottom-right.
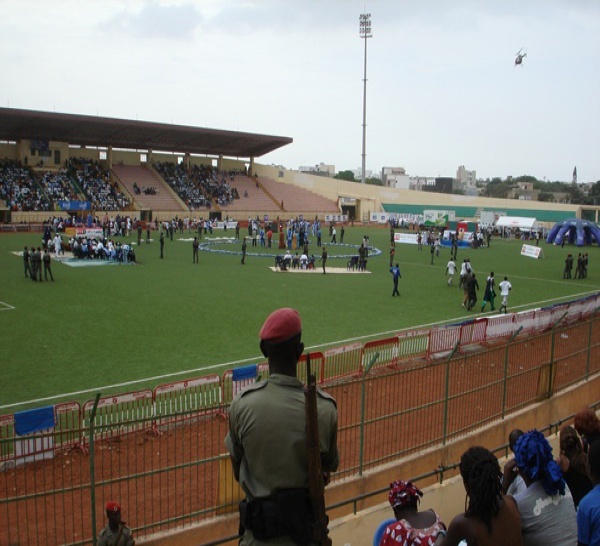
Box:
(428, 325), (461, 358)
(82, 389), (154, 442)
(154, 374), (221, 428)
(322, 342), (363, 382)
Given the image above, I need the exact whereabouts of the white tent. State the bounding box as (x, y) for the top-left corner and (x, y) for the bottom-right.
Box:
(494, 216), (539, 231)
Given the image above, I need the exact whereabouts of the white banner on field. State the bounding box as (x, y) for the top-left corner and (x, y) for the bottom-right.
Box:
(325, 214), (348, 222)
(370, 213), (389, 224)
(213, 221), (238, 230)
(521, 244), (543, 259)
(394, 233), (419, 245)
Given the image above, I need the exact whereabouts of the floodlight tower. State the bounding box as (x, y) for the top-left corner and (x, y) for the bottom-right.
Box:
(359, 13), (372, 184)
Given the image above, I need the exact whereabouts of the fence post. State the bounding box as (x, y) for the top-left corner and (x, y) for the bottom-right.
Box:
(359, 352), (379, 476)
(546, 313), (568, 398)
(89, 393), (101, 546)
(501, 327), (523, 419)
(585, 310), (599, 380)
(442, 342), (460, 446)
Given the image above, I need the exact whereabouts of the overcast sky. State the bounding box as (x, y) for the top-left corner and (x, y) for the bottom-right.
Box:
(2, 0), (599, 182)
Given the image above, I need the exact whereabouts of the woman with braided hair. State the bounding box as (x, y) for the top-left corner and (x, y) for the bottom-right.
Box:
(379, 480), (446, 546)
(435, 446), (521, 545)
(511, 430), (577, 545)
(556, 425), (592, 508)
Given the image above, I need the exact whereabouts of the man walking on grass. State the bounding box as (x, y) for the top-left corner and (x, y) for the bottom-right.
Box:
(390, 263), (401, 296)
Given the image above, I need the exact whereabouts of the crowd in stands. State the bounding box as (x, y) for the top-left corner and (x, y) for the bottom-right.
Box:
(154, 163), (240, 210)
(133, 182), (157, 195)
(68, 158), (130, 211)
(1, 158), (132, 213)
(0, 159), (50, 211)
(39, 169), (79, 202)
(377, 406), (600, 546)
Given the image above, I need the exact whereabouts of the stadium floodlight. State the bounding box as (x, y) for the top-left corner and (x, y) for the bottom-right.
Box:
(359, 13), (372, 185)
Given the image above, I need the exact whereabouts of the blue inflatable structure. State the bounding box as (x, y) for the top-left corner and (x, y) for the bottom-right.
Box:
(546, 218), (600, 247)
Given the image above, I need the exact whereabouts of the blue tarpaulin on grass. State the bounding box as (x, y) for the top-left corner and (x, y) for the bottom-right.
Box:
(232, 364), (258, 382)
(14, 406), (55, 436)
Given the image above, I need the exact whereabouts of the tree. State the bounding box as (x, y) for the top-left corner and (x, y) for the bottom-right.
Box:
(514, 175), (538, 183)
(334, 170), (356, 182)
(366, 177), (382, 186)
(483, 179), (512, 199)
(586, 181), (600, 205)
(538, 191), (554, 202)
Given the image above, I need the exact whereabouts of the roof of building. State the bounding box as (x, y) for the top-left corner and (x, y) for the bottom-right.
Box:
(0, 108), (293, 159)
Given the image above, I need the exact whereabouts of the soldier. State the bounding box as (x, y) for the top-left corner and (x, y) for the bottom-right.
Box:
(159, 232), (164, 259)
(23, 246), (31, 278)
(192, 237), (199, 264)
(43, 249), (54, 282)
(241, 237), (247, 265)
(97, 501), (135, 546)
(35, 246), (43, 282)
(225, 308), (339, 546)
(136, 222), (142, 246)
(146, 224), (150, 244)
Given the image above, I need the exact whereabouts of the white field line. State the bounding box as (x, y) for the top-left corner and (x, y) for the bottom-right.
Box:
(2, 289), (598, 412)
(0, 301), (15, 311)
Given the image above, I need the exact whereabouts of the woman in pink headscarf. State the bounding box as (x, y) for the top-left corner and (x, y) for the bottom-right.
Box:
(379, 480), (446, 546)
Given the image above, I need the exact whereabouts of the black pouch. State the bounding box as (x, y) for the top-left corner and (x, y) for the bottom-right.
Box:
(273, 489), (314, 546)
(245, 498), (281, 541)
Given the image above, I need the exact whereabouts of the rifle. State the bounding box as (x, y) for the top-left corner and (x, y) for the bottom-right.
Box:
(304, 353), (332, 546)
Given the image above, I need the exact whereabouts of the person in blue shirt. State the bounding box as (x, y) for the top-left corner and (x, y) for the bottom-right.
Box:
(577, 439), (600, 546)
(390, 263), (401, 297)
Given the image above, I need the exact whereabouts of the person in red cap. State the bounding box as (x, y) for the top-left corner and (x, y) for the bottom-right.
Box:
(225, 307), (339, 545)
(97, 501), (135, 546)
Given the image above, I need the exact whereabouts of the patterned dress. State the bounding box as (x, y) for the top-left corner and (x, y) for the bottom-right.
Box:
(379, 514), (445, 546)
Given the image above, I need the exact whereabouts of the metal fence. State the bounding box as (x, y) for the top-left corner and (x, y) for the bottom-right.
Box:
(0, 295), (599, 546)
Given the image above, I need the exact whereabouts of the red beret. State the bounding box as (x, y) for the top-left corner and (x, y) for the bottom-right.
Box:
(259, 308), (302, 343)
(106, 501), (121, 513)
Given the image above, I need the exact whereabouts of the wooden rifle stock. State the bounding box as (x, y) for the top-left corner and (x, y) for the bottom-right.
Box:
(304, 354), (332, 546)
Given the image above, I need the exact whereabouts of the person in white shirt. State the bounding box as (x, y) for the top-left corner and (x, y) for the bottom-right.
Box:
(53, 234), (62, 257)
(499, 276), (512, 314)
(446, 259), (456, 286)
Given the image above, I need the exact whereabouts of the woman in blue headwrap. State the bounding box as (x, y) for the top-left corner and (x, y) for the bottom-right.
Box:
(511, 430), (577, 546)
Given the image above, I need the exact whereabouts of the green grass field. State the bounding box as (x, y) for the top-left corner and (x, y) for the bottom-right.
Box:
(1, 226), (598, 412)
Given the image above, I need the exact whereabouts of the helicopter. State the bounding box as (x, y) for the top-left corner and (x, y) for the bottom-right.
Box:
(514, 48), (527, 67)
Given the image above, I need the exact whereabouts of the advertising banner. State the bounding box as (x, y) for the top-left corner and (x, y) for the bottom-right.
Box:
(520, 244), (543, 259)
(58, 201), (91, 211)
(76, 227), (104, 238)
(394, 232), (419, 245)
(424, 210), (455, 226)
(370, 213), (389, 224)
(325, 214), (348, 222)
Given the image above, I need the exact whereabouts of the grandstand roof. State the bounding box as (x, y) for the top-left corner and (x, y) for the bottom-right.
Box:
(0, 108), (293, 159)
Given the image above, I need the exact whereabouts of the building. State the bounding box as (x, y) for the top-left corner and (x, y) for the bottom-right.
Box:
(409, 176), (436, 191)
(298, 162), (335, 176)
(381, 166), (410, 189)
(456, 165), (477, 191)
(351, 167), (373, 180)
(508, 181), (540, 201)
